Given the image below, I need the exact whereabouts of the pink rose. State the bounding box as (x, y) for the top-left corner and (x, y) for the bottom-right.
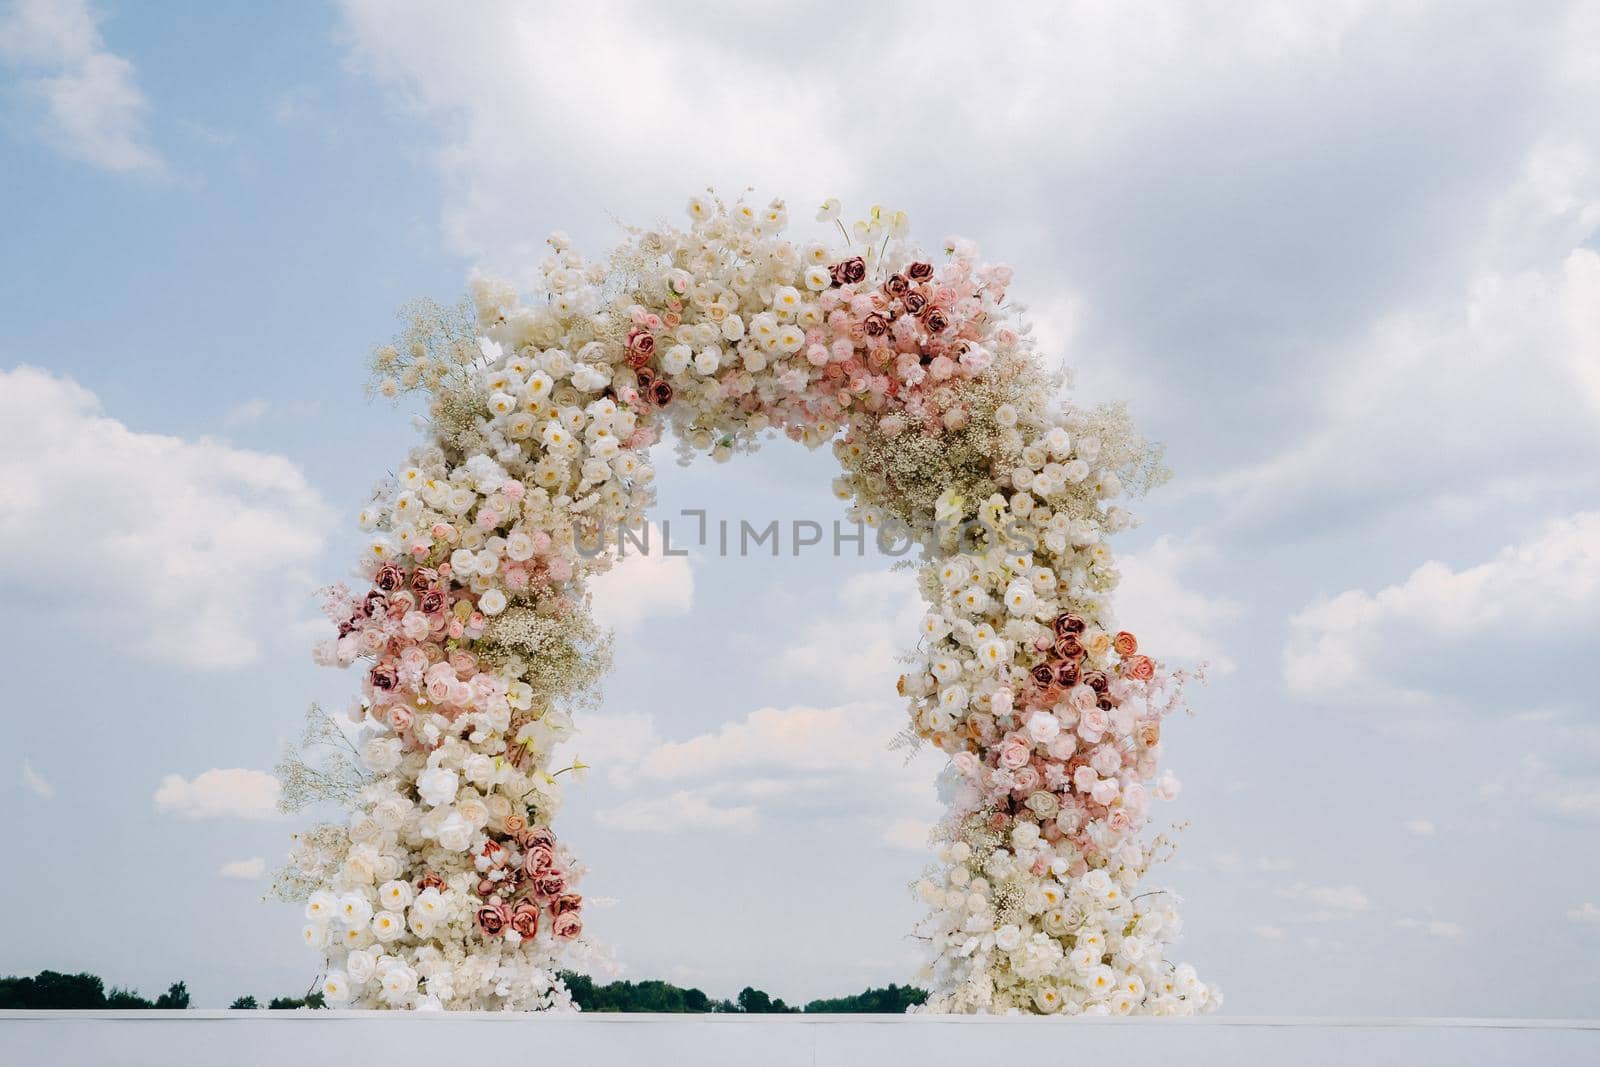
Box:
(476, 902), (509, 937)
(998, 737), (1032, 770)
(1124, 655), (1155, 681)
(522, 844), (556, 877)
(552, 912), (583, 940)
(532, 869), (567, 900)
(509, 901), (539, 939)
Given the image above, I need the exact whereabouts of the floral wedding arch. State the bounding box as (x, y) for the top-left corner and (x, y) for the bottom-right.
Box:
(276, 194), (1218, 1015)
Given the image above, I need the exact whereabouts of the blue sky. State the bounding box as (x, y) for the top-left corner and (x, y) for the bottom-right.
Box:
(2, 0), (1598, 1013)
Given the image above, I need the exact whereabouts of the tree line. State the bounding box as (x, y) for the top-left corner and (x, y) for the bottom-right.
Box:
(1, 969), (925, 1013)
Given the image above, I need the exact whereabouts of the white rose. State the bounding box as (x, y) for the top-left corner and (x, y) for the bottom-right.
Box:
(416, 766), (459, 807)
(463, 754), (496, 787)
(661, 344), (692, 375)
(301, 922), (330, 950)
(371, 910), (405, 943)
(378, 880), (414, 911)
(995, 925), (1025, 952)
(478, 588), (508, 615)
(345, 949), (376, 985)
(1025, 710), (1060, 744)
(379, 963), (417, 1004)
(322, 971), (352, 1004)
(305, 890), (337, 923)
(437, 812), (473, 852)
(337, 892), (374, 929)
(361, 736), (402, 774)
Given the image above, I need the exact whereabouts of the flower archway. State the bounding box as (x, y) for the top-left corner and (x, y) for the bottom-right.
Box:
(276, 194), (1217, 1015)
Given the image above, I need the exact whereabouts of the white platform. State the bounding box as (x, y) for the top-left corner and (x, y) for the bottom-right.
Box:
(3, 1012), (1597, 1066)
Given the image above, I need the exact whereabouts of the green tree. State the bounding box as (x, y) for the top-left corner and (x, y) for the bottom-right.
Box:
(153, 982), (190, 1009)
(105, 987), (155, 1008)
(230, 995), (259, 1009)
(0, 971), (106, 1009)
(804, 984), (929, 1013)
(736, 986), (795, 1013)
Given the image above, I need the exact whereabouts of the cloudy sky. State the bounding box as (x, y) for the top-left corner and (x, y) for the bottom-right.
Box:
(2, 0), (1597, 1015)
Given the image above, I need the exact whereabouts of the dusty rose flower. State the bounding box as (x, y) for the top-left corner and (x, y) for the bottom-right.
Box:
(884, 274), (909, 297)
(362, 590), (387, 618)
(552, 912), (583, 940)
(922, 307), (949, 333)
(1083, 670), (1109, 693)
(476, 902), (509, 937)
(906, 261), (934, 282)
(1124, 655), (1155, 681)
(832, 257), (866, 285)
(532, 869), (567, 900)
(1030, 663), (1057, 687)
(902, 290), (928, 315)
(509, 901), (539, 939)
(1055, 633), (1084, 660)
(1053, 612), (1086, 636)
(1055, 661), (1081, 688)
(551, 893), (583, 916)
(863, 313), (889, 337)
(521, 828), (555, 853)
(417, 872), (447, 893)
(627, 329), (655, 356)
(649, 379), (674, 406)
(409, 567), (436, 593)
(369, 663), (398, 690)
(419, 589), (446, 614)
(374, 562), (404, 593)
(522, 844), (556, 877)
(1113, 631), (1139, 656)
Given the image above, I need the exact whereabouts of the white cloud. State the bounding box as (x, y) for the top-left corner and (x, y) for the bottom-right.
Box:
(218, 857), (266, 879)
(1278, 881), (1370, 920)
(154, 769), (281, 820)
(335, 1), (1403, 275)
(1251, 925), (1285, 941)
(594, 789), (758, 835)
(589, 528), (694, 633)
(1403, 819), (1437, 837)
(1284, 512), (1600, 717)
(19, 759), (53, 799)
(1394, 917), (1463, 938)
(1481, 755), (1600, 821)
(1200, 129), (1600, 532)
(1114, 535), (1244, 674)
(223, 398), (272, 428)
(1568, 902), (1600, 925)
(0, 367), (331, 669)
(574, 701), (942, 843)
(768, 569), (924, 701)
(0, 0), (164, 173)
(1256, 856), (1295, 873)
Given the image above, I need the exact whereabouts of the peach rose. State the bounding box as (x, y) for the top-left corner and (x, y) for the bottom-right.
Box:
(509, 901), (539, 939)
(1113, 631), (1139, 656)
(1124, 655), (1155, 681)
(552, 912), (583, 940)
